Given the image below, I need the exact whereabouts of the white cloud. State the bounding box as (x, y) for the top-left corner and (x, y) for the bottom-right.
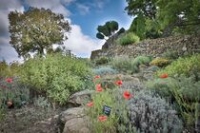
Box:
(64, 25), (104, 58)
(0, 37), (22, 63)
(88, 0), (109, 9)
(0, 0), (104, 63)
(24, 0), (72, 16)
(0, 0), (22, 10)
(76, 3), (89, 15)
(0, 0), (24, 35)
(94, 0), (104, 9)
(0, 0), (23, 64)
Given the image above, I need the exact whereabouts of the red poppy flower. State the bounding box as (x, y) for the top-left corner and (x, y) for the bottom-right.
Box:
(86, 101), (94, 107)
(115, 80), (123, 86)
(98, 115), (107, 122)
(160, 73), (168, 78)
(5, 78), (13, 83)
(123, 91), (132, 100)
(94, 75), (101, 79)
(96, 84), (103, 92)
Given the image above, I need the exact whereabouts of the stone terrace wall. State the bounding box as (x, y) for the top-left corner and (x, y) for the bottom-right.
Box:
(90, 35), (200, 59)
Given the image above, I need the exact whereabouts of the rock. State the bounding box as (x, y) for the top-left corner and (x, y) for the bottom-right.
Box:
(67, 90), (93, 107)
(91, 35), (200, 60)
(63, 117), (91, 133)
(60, 107), (84, 123)
(59, 107), (92, 133)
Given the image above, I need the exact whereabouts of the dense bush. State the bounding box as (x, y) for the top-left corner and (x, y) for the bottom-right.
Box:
(145, 78), (172, 99)
(111, 55), (152, 74)
(19, 53), (93, 105)
(0, 61), (10, 77)
(111, 56), (138, 74)
(117, 32), (140, 46)
(94, 56), (110, 66)
(132, 55), (153, 66)
(145, 75), (200, 129)
(0, 61), (21, 77)
(157, 54), (200, 76)
(150, 57), (171, 67)
(128, 90), (183, 133)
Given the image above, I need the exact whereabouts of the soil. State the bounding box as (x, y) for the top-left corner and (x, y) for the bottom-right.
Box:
(0, 104), (64, 133)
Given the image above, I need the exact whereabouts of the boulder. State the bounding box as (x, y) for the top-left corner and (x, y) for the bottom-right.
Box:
(59, 107), (92, 133)
(67, 90), (94, 107)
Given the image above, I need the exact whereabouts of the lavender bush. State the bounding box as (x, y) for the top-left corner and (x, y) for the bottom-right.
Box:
(128, 90), (183, 133)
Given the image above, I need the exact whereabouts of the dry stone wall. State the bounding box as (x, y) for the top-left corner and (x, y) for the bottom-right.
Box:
(90, 35), (200, 59)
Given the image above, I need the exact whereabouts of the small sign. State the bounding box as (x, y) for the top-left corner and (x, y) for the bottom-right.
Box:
(103, 105), (112, 116)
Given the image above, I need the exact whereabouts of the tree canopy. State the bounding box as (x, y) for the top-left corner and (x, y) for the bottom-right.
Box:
(96, 20), (119, 40)
(8, 7), (71, 58)
(125, 0), (200, 38)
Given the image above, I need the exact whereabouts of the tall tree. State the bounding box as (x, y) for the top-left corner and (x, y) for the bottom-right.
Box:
(8, 7), (71, 58)
(96, 20), (119, 40)
(125, 0), (200, 37)
(125, 0), (157, 19)
(157, 0), (200, 35)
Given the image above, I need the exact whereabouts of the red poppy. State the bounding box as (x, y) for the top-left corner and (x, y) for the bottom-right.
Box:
(115, 80), (123, 86)
(96, 84), (103, 92)
(94, 75), (101, 79)
(86, 101), (94, 107)
(123, 91), (132, 100)
(160, 73), (168, 78)
(98, 115), (107, 122)
(5, 78), (13, 83)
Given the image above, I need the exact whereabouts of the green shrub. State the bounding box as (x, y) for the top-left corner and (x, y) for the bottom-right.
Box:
(145, 78), (172, 99)
(19, 53), (93, 105)
(117, 32), (140, 46)
(128, 90), (183, 133)
(132, 55), (153, 66)
(0, 61), (9, 77)
(94, 56), (110, 66)
(177, 75), (200, 102)
(157, 54), (200, 76)
(0, 61), (21, 77)
(150, 57), (171, 67)
(145, 75), (200, 129)
(111, 56), (139, 74)
(111, 56), (152, 74)
(163, 50), (179, 59)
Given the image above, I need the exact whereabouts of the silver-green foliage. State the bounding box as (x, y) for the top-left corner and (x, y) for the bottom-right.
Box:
(128, 90), (183, 133)
(92, 66), (118, 76)
(33, 95), (51, 109)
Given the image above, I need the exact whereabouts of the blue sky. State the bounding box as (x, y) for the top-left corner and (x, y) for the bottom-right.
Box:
(0, 0), (133, 63)
(67, 0), (132, 38)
